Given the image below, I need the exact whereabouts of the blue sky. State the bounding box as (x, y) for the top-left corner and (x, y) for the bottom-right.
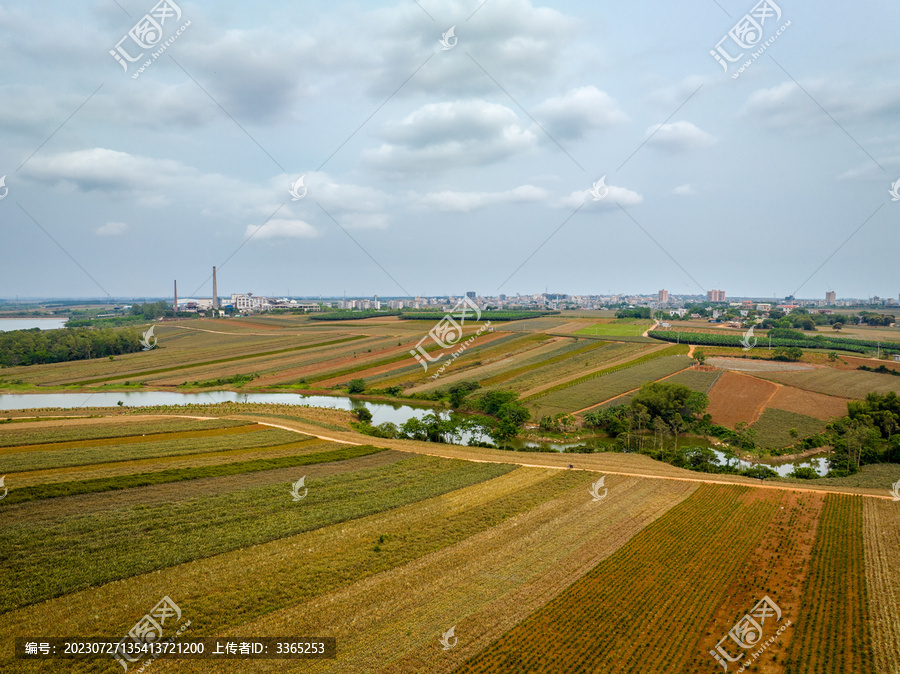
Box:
(0, 0), (897, 300)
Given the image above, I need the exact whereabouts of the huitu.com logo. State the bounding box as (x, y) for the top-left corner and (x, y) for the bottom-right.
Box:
(290, 476), (308, 501)
(140, 326), (158, 351)
(589, 176), (608, 201)
(440, 26), (458, 50)
(0, 175), (8, 200)
(439, 626), (457, 651)
(289, 176), (307, 201)
(589, 476), (607, 502)
(890, 479), (900, 501)
(889, 179), (900, 202)
(740, 324), (758, 351)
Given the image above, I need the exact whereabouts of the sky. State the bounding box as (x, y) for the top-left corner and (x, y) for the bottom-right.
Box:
(0, 0), (898, 301)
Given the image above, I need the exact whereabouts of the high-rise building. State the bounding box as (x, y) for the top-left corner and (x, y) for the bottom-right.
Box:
(707, 289), (725, 302)
(826, 291), (836, 304)
(466, 291), (476, 299)
(658, 289), (669, 304)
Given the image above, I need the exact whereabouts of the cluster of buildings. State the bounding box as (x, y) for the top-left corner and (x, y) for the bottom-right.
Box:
(168, 267), (898, 316)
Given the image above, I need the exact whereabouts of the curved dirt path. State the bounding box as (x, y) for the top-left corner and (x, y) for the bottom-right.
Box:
(231, 415), (895, 500)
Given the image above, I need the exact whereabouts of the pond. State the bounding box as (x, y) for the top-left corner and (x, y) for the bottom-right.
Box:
(0, 391), (829, 475)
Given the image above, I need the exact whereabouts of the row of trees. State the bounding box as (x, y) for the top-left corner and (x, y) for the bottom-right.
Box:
(827, 392), (900, 475)
(0, 326), (143, 366)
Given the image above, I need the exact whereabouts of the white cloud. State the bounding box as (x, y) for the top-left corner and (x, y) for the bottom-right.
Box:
(364, 100), (537, 172)
(672, 184), (695, 196)
(418, 185), (548, 212)
(532, 86), (627, 140)
(557, 184), (643, 209)
(645, 121), (714, 151)
(244, 219), (318, 240)
(95, 221), (127, 236)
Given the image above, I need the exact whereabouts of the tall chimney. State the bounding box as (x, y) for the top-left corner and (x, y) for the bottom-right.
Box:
(174, 280), (178, 314)
(212, 266), (218, 310)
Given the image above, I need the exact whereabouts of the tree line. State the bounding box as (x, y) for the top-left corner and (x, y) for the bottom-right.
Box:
(0, 326), (143, 367)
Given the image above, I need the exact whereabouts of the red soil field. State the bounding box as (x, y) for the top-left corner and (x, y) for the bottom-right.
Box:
(706, 371), (778, 428)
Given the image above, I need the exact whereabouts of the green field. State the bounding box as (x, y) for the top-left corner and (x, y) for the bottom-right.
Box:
(529, 355), (692, 416)
(750, 408), (829, 451)
(575, 319), (653, 337)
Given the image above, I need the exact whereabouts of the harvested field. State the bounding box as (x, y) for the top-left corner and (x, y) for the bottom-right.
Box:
(863, 497), (900, 674)
(767, 386), (850, 420)
(707, 356), (814, 372)
(706, 371), (778, 427)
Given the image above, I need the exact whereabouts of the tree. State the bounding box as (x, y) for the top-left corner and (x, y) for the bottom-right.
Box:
(694, 349), (706, 365)
(354, 408), (373, 424)
(832, 322), (843, 331)
(347, 378), (366, 394)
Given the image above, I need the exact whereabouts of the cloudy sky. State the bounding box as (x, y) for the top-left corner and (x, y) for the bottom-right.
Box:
(0, 0), (897, 300)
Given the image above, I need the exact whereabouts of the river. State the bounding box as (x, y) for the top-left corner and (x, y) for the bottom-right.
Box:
(0, 318), (68, 332)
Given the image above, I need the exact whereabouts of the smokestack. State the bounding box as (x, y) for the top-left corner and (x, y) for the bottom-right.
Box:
(174, 280), (178, 314)
(212, 266), (218, 309)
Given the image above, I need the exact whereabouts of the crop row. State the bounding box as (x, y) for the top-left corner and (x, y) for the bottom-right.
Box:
(479, 339), (613, 387)
(0, 454), (514, 614)
(68, 335), (369, 385)
(0, 443), (381, 505)
(522, 344), (690, 402)
(456, 484), (781, 672)
(0, 427), (307, 473)
(650, 330), (900, 355)
(0, 417), (246, 448)
(785, 495), (873, 673)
